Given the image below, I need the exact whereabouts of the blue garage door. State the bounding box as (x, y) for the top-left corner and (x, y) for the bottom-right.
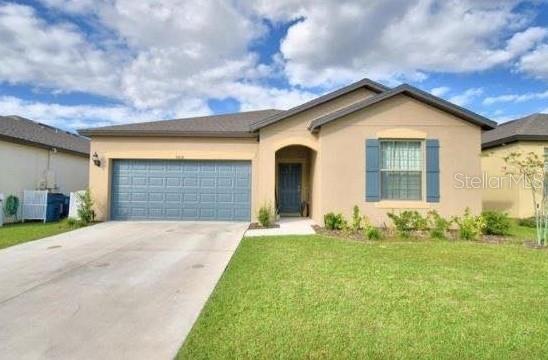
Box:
(110, 160), (251, 221)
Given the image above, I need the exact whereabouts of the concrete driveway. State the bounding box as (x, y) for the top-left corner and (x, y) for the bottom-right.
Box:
(0, 221), (248, 360)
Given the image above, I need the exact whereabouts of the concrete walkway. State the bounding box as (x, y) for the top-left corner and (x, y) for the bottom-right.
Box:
(245, 217), (316, 237)
(0, 221), (248, 360)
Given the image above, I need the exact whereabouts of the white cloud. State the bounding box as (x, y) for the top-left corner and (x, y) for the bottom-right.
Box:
(517, 43), (548, 79)
(0, 0), (545, 129)
(0, 3), (121, 96)
(252, 0), (546, 87)
(0, 96), (210, 131)
(449, 88), (483, 106)
(483, 89), (548, 105)
(430, 86), (451, 97)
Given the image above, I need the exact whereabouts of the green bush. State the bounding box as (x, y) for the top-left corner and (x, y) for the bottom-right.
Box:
(67, 217), (82, 228)
(77, 190), (95, 226)
(4, 194), (19, 220)
(482, 210), (511, 235)
(518, 217), (536, 228)
(427, 210), (451, 239)
(364, 226), (381, 240)
(387, 210), (427, 238)
(453, 208), (485, 241)
(351, 205), (363, 231)
(324, 212), (346, 230)
(257, 202), (275, 227)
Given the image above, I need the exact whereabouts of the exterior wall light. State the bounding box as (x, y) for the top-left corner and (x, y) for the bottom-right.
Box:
(92, 152), (101, 167)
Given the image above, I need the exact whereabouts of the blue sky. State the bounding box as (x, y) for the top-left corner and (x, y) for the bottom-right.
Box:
(0, 0), (547, 131)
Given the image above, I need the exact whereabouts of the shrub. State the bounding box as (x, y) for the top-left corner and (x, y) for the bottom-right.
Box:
(482, 210), (511, 235)
(427, 210), (451, 239)
(364, 226), (381, 240)
(324, 212), (347, 230)
(518, 217), (536, 228)
(453, 208), (485, 241)
(387, 210), (427, 238)
(77, 189), (95, 226)
(4, 194), (19, 221)
(257, 202), (275, 227)
(67, 217), (82, 228)
(351, 205), (363, 231)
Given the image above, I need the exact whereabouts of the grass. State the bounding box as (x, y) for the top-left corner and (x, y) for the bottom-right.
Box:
(179, 235), (548, 359)
(0, 219), (76, 249)
(508, 219), (537, 242)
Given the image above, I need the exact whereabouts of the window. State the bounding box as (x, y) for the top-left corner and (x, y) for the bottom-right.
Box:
(380, 140), (422, 200)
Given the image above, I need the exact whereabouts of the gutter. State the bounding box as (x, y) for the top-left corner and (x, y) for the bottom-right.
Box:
(77, 130), (258, 138)
(0, 134), (89, 158)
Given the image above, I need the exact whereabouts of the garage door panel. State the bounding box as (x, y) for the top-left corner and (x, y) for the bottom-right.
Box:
(165, 193), (181, 202)
(183, 178), (198, 187)
(111, 160), (251, 221)
(234, 193), (250, 203)
(200, 178), (216, 188)
(235, 178), (250, 188)
(166, 178), (180, 187)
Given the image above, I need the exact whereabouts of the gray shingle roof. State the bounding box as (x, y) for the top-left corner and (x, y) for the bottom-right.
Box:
(78, 109), (282, 137)
(482, 113), (548, 149)
(308, 84), (497, 131)
(0, 115), (90, 156)
(249, 78), (389, 131)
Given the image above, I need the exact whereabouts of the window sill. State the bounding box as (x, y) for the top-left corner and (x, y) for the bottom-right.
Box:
(374, 201), (431, 209)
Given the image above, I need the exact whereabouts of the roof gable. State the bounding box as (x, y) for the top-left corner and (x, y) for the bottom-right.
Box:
(249, 78), (389, 131)
(308, 84), (497, 131)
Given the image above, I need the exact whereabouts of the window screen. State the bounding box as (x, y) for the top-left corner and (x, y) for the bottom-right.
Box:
(380, 141), (422, 200)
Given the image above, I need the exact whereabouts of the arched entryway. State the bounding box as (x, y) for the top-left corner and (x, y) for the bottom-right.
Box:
(275, 145), (317, 218)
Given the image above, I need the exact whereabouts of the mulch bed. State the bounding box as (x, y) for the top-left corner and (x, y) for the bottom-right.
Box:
(248, 222), (280, 230)
(523, 241), (548, 250)
(481, 234), (512, 244)
(313, 225), (519, 245)
(313, 225), (366, 241)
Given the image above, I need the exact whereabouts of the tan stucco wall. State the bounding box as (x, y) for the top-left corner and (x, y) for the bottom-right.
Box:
(88, 136), (259, 221)
(257, 87), (376, 219)
(86, 87), (485, 226)
(316, 95), (483, 225)
(0, 139), (88, 220)
(482, 141), (546, 218)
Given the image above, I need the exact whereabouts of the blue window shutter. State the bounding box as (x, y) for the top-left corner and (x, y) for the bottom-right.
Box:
(426, 139), (440, 202)
(366, 139), (380, 202)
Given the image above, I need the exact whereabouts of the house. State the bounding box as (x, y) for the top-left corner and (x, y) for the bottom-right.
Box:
(482, 113), (548, 218)
(79, 78), (496, 225)
(0, 116), (90, 220)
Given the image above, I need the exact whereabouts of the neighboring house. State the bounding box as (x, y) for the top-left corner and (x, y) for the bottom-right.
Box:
(0, 116), (90, 220)
(79, 78), (496, 225)
(482, 113), (548, 218)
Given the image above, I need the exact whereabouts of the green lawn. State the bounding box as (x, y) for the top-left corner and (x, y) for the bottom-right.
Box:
(509, 219), (537, 242)
(0, 220), (75, 249)
(179, 235), (548, 359)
